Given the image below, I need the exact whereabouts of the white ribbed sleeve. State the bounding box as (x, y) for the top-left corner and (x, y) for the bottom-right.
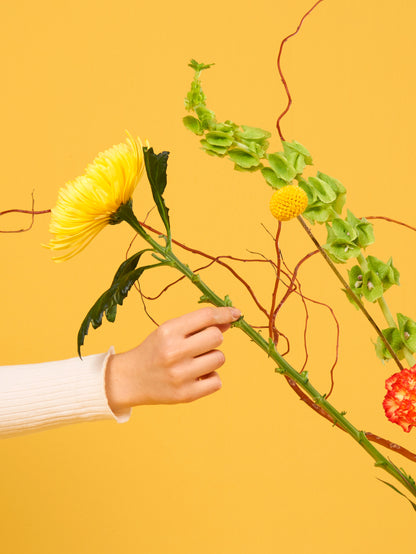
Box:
(0, 347), (131, 438)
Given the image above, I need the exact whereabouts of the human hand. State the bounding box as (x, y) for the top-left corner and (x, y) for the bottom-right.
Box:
(105, 306), (241, 414)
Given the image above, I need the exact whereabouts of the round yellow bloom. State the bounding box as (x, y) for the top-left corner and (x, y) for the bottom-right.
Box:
(269, 184), (308, 221)
(46, 133), (145, 261)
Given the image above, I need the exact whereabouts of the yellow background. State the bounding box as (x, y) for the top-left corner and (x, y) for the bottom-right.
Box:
(1, 0), (416, 552)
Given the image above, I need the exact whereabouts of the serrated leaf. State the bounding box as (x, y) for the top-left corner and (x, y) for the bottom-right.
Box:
(183, 115), (203, 135)
(111, 250), (151, 284)
(267, 152), (297, 182)
(261, 167), (287, 189)
(78, 251), (161, 355)
(143, 147), (170, 237)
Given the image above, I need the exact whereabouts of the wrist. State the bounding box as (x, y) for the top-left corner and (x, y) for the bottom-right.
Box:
(105, 352), (132, 415)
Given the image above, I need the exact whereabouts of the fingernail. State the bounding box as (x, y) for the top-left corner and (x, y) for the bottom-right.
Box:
(231, 307), (241, 320)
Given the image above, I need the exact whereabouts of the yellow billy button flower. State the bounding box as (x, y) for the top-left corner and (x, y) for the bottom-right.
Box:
(269, 184), (308, 222)
(46, 133), (145, 261)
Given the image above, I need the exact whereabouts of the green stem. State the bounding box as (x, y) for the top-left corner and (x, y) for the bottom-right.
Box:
(120, 203), (416, 501)
(357, 254), (415, 367)
(297, 216), (403, 368)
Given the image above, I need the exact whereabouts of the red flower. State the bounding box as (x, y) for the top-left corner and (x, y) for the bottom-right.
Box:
(383, 366), (416, 432)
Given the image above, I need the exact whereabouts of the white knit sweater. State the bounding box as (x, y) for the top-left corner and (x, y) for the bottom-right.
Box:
(0, 347), (131, 438)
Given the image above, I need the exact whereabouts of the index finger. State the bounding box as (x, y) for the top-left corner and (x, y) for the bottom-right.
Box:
(175, 306), (241, 337)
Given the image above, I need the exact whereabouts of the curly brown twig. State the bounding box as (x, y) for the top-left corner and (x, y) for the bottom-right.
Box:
(365, 216), (416, 233)
(285, 376), (416, 463)
(276, 0), (325, 140)
(0, 193), (51, 233)
(278, 251), (340, 396)
(269, 223), (282, 340)
(132, 221), (416, 463)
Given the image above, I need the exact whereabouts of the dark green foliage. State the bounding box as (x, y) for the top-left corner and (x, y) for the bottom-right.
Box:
(77, 250), (161, 356)
(143, 147), (170, 238)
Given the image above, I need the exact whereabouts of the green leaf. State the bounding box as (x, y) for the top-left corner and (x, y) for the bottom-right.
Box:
(200, 139), (228, 156)
(188, 59), (215, 72)
(215, 121), (238, 134)
(183, 116), (203, 135)
(366, 256), (389, 280)
(298, 177), (318, 204)
(378, 480), (416, 511)
(348, 265), (364, 292)
(316, 171), (346, 194)
(205, 131), (234, 147)
(324, 239), (361, 263)
(366, 256), (399, 291)
(228, 148), (260, 169)
(387, 257), (400, 286)
(303, 205), (335, 224)
(308, 176), (337, 204)
(284, 151), (305, 174)
(283, 140), (313, 165)
(397, 313), (416, 352)
(267, 153), (297, 182)
(375, 327), (404, 360)
(235, 125), (271, 141)
(195, 106), (216, 130)
(233, 163), (263, 173)
(143, 147), (170, 237)
(362, 270), (384, 302)
(346, 212), (374, 248)
(330, 218), (358, 242)
(332, 192), (346, 215)
(356, 221), (375, 248)
(261, 167), (287, 189)
(77, 250), (158, 355)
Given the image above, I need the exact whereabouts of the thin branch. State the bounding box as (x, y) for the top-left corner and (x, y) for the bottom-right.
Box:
(0, 193), (51, 233)
(276, 0), (325, 140)
(365, 215), (416, 233)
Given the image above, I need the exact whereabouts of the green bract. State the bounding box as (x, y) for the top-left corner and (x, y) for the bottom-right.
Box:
(397, 313), (416, 353)
(375, 327), (405, 361)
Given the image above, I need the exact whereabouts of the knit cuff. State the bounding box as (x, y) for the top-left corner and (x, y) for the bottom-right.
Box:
(0, 348), (131, 438)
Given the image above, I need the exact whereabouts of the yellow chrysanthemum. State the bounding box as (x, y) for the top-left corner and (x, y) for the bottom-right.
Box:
(46, 133), (145, 261)
(269, 184), (308, 221)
